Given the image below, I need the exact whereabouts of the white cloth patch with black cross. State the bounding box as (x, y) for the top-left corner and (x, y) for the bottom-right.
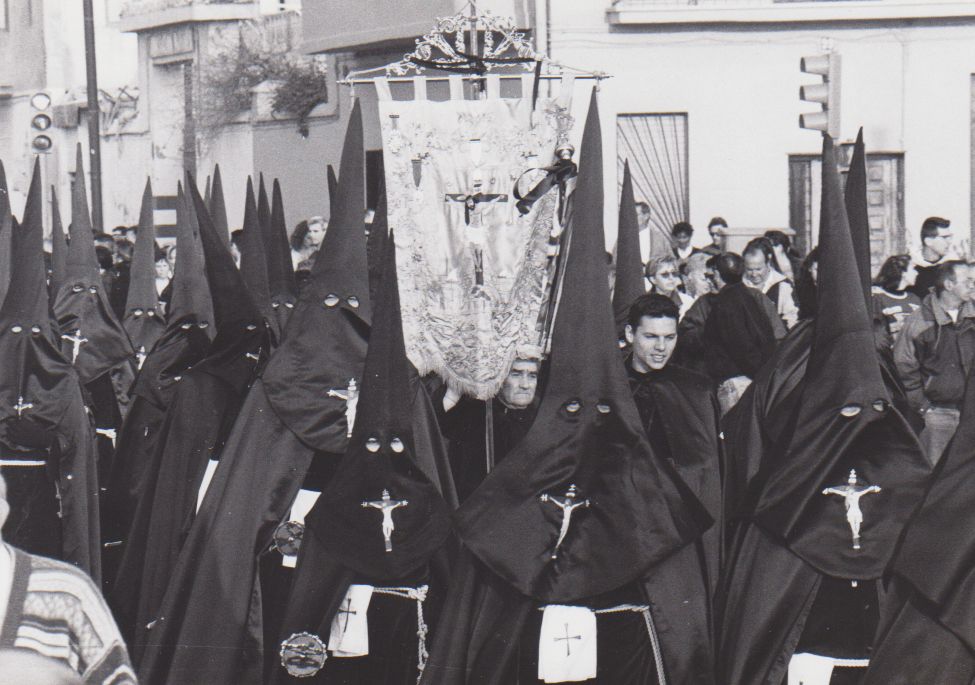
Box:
(328, 584), (374, 657)
(537, 604), (597, 683)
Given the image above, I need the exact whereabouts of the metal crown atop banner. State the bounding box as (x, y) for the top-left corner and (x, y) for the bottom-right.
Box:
(339, 1), (608, 88)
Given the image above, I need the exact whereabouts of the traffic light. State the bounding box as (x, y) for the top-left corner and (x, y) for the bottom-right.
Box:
(799, 53), (841, 138)
(29, 92), (53, 154)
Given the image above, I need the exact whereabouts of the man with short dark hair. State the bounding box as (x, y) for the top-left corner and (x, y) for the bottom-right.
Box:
(671, 220), (697, 264)
(743, 237), (798, 329)
(702, 217), (727, 256)
(624, 293), (722, 604)
(895, 259), (975, 463)
(910, 216), (953, 298)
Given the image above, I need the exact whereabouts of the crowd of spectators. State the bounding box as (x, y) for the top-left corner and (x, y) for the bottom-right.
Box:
(639, 215), (975, 463)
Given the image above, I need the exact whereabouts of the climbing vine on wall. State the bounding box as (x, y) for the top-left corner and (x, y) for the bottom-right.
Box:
(197, 20), (329, 139)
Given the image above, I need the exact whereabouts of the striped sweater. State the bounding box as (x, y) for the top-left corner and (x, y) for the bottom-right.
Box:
(0, 545), (136, 684)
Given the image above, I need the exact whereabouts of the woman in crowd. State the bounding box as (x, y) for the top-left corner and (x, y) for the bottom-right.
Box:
(290, 216), (327, 271)
(764, 229), (803, 282)
(872, 254), (921, 347)
(646, 254), (694, 319)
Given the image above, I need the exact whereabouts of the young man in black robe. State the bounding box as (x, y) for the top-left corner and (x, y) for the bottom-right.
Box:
(136, 101), (375, 685)
(273, 232), (454, 684)
(0, 160), (101, 580)
(420, 91), (713, 685)
(625, 293), (723, 604)
(716, 137), (932, 685)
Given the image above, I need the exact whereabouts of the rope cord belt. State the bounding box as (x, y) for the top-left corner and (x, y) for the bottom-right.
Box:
(372, 584), (430, 683)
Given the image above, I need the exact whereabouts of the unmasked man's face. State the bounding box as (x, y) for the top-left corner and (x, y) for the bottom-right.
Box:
(626, 316), (677, 372)
(499, 359), (540, 409)
(744, 251), (770, 286)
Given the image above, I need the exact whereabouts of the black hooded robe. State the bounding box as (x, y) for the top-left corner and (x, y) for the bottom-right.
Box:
(716, 138), (932, 685)
(137, 101), (374, 685)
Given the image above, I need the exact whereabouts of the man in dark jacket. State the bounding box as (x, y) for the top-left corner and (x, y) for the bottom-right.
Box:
(702, 252), (779, 413)
(894, 260), (975, 464)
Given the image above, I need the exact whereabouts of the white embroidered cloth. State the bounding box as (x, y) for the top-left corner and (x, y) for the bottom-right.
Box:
(377, 77), (575, 398)
(537, 604), (597, 683)
(328, 584), (374, 657)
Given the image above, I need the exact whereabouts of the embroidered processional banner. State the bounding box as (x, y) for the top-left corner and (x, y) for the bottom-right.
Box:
(377, 75), (575, 399)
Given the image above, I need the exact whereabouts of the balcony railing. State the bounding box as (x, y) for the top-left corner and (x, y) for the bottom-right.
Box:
(121, 0), (253, 17)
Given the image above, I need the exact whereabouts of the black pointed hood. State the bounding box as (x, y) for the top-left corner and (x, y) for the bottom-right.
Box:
(845, 128), (872, 309)
(327, 164), (339, 219)
(129, 183), (213, 409)
(310, 231), (451, 578)
(123, 180), (165, 357)
(187, 177), (269, 388)
(266, 179), (297, 332)
(751, 136), (930, 580)
(188, 176), (260, 333)
(613, 160), (644, 342)
(1, 161), (54, 336)
(238, 177), (276, 339)
(209, 164), (229, 247)
(53, 145), (134, 383)
(454, 90), (707, 602)
(168, 181), (214, 332)
(0, 160), (75, 428)
(0, 160), (12, 309)
(261, 98), (371, 453)
(66, 144), (98, 282)
(49, 187), (67, 298)
(257, 173), (271, 239)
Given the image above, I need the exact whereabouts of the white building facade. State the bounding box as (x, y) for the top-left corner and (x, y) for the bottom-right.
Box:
(549, 0), (975, 267)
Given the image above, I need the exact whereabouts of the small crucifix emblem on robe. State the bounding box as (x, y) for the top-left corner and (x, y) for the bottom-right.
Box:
(822, 469), (881, 550)
(13, 396), (33, 417)
(135, 345), (147, 370)
(61, 329), (88, 364)
(361, 489), (408, 553)
(327, 378), (359, 438)
(539, 484), (590, 560)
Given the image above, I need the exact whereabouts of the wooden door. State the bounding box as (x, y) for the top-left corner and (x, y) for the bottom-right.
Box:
(789, 153), (904, 277)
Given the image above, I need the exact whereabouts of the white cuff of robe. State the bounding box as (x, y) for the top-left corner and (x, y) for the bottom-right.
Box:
(328, 584), (374, 657)
(538, 604), (597, 683)
(196, 459), (220, 514)
(788, 652), (869, 685)
(281, 489), (321, 568)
